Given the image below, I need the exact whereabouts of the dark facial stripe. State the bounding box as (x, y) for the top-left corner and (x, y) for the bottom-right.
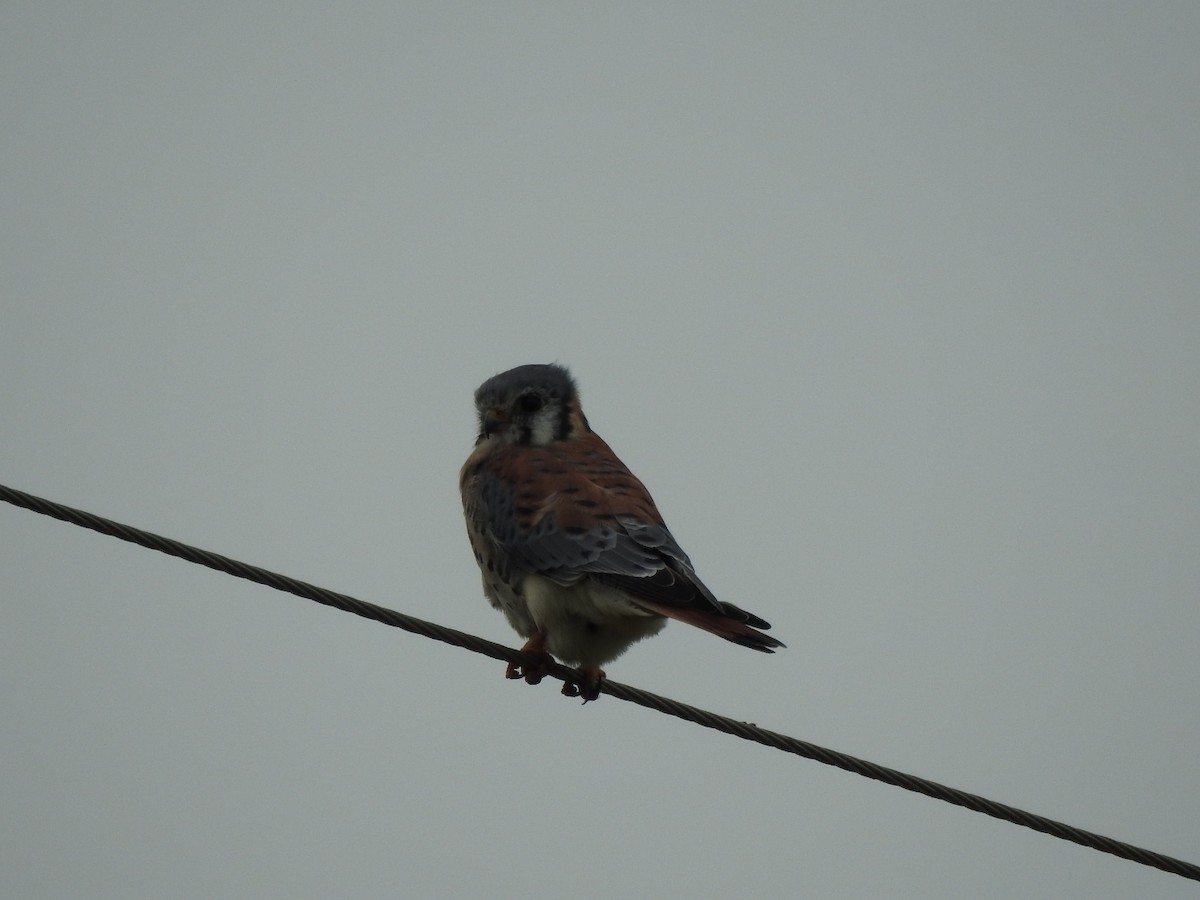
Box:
(555, 402), (571, 440)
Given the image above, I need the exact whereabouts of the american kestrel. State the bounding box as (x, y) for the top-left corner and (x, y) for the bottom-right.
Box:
(460, 363), (783, 701)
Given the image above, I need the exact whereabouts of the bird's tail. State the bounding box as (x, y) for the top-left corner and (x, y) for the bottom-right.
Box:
(638, 600), (785, 653)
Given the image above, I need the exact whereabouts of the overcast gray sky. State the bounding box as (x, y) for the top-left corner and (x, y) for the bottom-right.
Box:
(4, 3), (1198, 898)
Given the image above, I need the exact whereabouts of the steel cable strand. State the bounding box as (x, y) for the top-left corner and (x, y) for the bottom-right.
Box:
(2, 482), (1197, 883)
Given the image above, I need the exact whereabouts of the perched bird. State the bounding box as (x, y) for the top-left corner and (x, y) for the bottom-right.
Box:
(460, 363), (783, 701)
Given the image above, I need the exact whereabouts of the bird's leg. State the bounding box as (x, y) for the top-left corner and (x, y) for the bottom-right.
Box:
(562, 667), (605, 702)
(506, 632), (549, 685)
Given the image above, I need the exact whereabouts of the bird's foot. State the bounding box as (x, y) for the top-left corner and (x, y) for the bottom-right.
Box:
(505, 657), (548, 685)
(562, 667), (605, 702)
(506, 633), (549, 685)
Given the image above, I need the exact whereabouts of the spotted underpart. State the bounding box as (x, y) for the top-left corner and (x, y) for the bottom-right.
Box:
(460, 363), (784, 692)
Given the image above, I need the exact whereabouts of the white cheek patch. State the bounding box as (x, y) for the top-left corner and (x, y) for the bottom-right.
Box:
(528, 409), (559, 445)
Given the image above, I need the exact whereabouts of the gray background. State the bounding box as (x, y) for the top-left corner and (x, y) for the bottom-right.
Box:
(3, 3), (1197, 898)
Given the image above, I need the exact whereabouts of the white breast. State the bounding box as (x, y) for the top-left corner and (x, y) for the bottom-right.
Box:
(522, 574), (667, 668)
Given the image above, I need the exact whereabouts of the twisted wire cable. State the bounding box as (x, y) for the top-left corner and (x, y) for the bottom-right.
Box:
(2, 482), (1197, 883)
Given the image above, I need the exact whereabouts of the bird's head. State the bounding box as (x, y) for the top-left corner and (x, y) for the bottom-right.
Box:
(472, 363), (589, 447)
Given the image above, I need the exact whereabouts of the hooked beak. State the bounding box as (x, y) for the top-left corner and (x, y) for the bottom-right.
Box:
(480, 406), (508, 438)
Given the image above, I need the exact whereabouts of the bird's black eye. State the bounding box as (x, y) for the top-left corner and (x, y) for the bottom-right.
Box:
(517, 393), (543, 413)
